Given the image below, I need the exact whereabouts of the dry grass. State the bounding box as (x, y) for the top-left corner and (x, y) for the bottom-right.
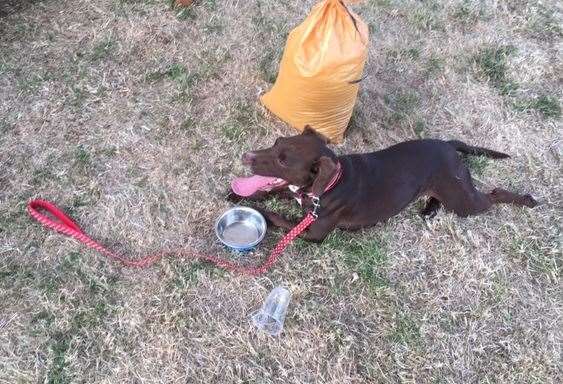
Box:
(0, 0), (561, 383)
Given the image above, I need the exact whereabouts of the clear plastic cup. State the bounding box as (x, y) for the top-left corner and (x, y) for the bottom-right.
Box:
(251, 286), (291, 336)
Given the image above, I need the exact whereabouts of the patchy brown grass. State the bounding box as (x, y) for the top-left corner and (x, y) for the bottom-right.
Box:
(0, 0), (561, 383)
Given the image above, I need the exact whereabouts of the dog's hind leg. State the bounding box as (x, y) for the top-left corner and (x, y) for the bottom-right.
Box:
(436, 164), (538, 217)
(488, 188), (538, 208)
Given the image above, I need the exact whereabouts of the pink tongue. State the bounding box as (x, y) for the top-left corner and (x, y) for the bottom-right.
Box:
(231, 175), (285, 197)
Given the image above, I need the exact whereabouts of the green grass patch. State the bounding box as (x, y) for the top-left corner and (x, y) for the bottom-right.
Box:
(173, 89), (193, 103)
(147, 50), (230, 100)
(452, 0), (486, 26)
(473, 45), (519, 96)
(251, 1), (283, 35)
(202, 0), (217, 11)
(198, 48), (231, 79)
(258, 46), (281, 84)
(526, 4), (562, 39)
(414, 119), (426, 138)
(175, 5), (196, 21)
(489, 273), (509, 303)
(513, 95), (561, 119)
(367, 21), (379, 35)
(424, 55), (444, 78)
(47, 333), (71, 384)
(463, 155), (489, 177)
(91, 36), (115, 61)
(252, 2), (286, 84)
(341, 238), (388, 289)
(3, 15), (40, 39)
(260, 197), (303, 220)
(368, 0), (393, 7)
(384, 89), (420, 125)
(403, 47), (420, 60)
(74, 145), (92, 168)
(31, 167), (62, 186)
(0, 61), (11, 75)
(112, 0), (161, 16)
(31, 309), (55, 328)
(386, 47), (421, 63)
(304, 232), (389, 290)
(31, 253), (120, 383)
(16, 71), (51, 93)
(146, 63), (201, 103)
(390, 313), (421, 346)
(294, 229), (388, 290)
(0, 259), (35, 288)
(69, 85), (88, 107)
(204, 18), (224, 35)
(347, 107), (367, 133)
(69, 186), (101, 213)
(220, 100), (255, 142)
(221, 123), (245, 142)
(166, 260), (224, 290)
(506, 232), (560, 281)
(96, 146), (118, 158)
(4, 251), (121, 365)
(180, 116), (196, 132)
(408, 3), (444, 31)
(147, 63), (190, 83)
(0, 118), (14, 137)
(473, 45), (560, 119)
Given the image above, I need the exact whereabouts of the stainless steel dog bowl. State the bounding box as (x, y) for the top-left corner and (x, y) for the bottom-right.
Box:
(215, 207), (266, 251)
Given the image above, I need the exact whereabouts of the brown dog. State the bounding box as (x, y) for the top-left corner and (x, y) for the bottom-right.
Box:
(231, 127), (538, 242)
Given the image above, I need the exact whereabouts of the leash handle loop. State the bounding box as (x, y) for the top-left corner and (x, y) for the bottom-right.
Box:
(28, 199), (84, 234)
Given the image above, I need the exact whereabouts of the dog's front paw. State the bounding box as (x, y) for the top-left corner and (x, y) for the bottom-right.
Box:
(246, 205), (272, 224)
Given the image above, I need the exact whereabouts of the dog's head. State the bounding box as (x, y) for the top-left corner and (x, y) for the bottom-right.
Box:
(242, 126), (339, 195)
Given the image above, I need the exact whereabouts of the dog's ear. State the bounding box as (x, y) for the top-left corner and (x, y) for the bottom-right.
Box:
(311, 156), (338, 196)
(302, 125), (316, 135)
(302, 125), (329, 144)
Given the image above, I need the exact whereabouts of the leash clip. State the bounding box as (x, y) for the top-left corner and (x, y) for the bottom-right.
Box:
(311, 196), (320, 219)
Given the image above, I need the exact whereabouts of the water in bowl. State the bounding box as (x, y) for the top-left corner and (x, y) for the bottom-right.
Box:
(222, 221), (259, 246)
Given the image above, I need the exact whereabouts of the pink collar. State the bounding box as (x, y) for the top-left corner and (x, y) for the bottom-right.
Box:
(290, 161), (343, 199)
(322, 161), (343, 195)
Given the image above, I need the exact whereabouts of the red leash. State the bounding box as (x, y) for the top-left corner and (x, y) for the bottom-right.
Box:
(27, 199), (316, 275)
(27, 162), (342, 275)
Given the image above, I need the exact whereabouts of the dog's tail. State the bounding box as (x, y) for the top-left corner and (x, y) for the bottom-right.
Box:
(448, 140), (510, 159)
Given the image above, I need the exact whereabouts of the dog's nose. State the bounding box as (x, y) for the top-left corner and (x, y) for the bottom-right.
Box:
(242, 152), (256, 166)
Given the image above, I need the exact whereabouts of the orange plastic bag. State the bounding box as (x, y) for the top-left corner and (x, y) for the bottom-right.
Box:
(261, 0), (369, 143)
